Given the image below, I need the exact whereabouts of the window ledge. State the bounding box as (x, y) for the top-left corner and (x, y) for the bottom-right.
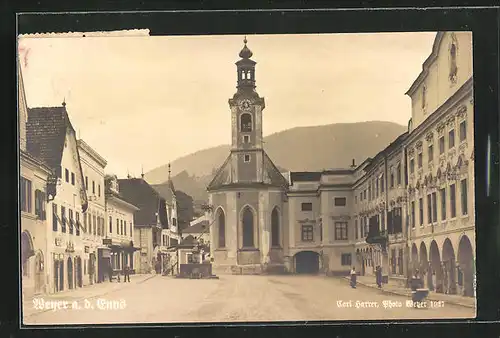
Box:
(238, 247), (259, 252)
(21, 211), (37, 221)
(214, 248), (227, 252)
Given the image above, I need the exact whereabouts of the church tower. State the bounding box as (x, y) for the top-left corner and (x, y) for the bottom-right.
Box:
(207, 37), (288, 275)
(228, 37), (266, 183)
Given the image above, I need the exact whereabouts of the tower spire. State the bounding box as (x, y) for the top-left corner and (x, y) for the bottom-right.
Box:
(141, 165), (144, 179)
(62, 97), (66, 107)
(236, 35), (256, 90)
(168, 162), (171, 179)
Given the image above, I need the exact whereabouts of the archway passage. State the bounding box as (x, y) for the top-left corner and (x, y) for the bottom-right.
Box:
(457, 236), (474, 297)
(295, 251), (320, 274)
(419, 242), (429, 287)
(271, 207), (280, 247)
(442, 238), (456, 294)
(55, 260), (64, 292)
(34, 252), (44, 293)
(361, 249), (366, 275)
(242, 207), (254, 248)
(89, 254), (96, 285)
(67, 258), (74, 290)
(21, 231), (34, 270)
(429, 240), (442, 292)
(411, 243), (418, 274)
(76, 257), (83, 288)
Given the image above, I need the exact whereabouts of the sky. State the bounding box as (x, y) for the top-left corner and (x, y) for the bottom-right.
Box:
(18, 31), (436, 178)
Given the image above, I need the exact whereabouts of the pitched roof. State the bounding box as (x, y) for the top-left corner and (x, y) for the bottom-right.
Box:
(151, 183), (175, 204)
(26, 106), (72, 170)
(207, 150), (288, 191)
(26, 106), (89, 212)
(118, 178), (168, 227)
(182, 220), (210, 234)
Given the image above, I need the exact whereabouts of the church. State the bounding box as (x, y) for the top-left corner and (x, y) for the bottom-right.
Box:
(207, 37), (359, 275)
(207, 32), (475, 293)
(207, 37), (290, 274)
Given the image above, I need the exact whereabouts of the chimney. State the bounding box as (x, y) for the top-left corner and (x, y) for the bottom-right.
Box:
(351, 159), (356, 168)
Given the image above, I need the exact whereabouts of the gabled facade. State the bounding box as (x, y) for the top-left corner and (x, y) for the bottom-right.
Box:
(26, 104), (89, 293)
(151, 163), (181, 251)
(118, 177), (168, 274)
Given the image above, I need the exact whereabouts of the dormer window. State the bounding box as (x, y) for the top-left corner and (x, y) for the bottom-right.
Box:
(240, 113), (252, 132)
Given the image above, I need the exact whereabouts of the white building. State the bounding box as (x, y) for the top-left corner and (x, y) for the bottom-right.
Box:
(105, 175), (140, 275)
(405, 31), (474, 296)
(19, 61), (52, 297)
(77, 139), (108, 285)
(151, 164), (181, 249)
(26, 102), (89, 293)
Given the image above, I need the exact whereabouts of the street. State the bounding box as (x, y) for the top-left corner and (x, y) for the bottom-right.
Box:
(24, 274), (475, 325)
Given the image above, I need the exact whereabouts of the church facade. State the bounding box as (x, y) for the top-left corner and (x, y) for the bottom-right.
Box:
(207, 38), (289, 274)
(208, 32), (475, 297)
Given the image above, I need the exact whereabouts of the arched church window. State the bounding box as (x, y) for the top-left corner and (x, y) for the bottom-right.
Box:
(217, 209), (225, 248)
(271, 207), (280, 247)
(240, 113), (252, 132)
(242, 207), (254, 247)
(247, 71), (251, 80)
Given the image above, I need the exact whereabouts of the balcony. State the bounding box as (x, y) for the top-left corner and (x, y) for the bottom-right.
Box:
(365, 228), (388, 251)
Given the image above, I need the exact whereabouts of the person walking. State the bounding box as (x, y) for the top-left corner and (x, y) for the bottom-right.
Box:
(376, 266), (382, 288)
(350, 267), (357, 288)
(431, 270), (437, 291)
(123, 265), (131, 283)
(108, 262), (113, 282)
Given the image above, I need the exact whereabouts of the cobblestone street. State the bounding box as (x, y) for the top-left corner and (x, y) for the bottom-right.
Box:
(24, 274), (475, 325)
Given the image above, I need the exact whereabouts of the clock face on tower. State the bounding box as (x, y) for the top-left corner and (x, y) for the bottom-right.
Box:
(239, 99), (252, 111)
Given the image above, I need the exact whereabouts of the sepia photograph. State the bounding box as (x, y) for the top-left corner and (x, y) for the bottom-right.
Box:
(19, 30), (476, 325)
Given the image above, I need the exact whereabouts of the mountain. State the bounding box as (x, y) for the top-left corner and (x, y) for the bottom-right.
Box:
(144, 121), (407, 200)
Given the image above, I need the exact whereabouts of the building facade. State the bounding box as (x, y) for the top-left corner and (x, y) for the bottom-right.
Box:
(152, 164), (181, 250)
(206, 32), (475, 297)
(207, 38), (289, 275)
(77, 139), (107, 285)
(19, 61), (52, 296)
(26, 103), (89, 294)
(405, 31), (474, 296)
(104, 175), (140, 276)
(118, 177), (168, 274)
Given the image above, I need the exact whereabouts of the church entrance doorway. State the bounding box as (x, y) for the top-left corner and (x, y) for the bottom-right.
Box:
(295, 251), (319, 274)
